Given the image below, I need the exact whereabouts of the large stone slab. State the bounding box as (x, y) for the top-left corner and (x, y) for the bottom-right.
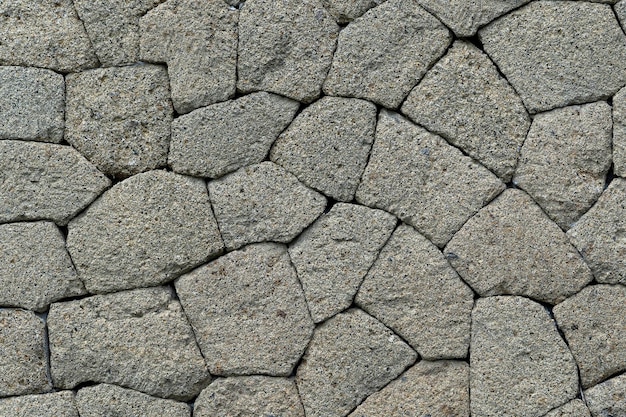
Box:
(585, 373), (626, 417)
(321, 0), (385, 23)
(543, 400), (591, 417)
(0, 391), (78, 417)
(612, 86), (626, 178)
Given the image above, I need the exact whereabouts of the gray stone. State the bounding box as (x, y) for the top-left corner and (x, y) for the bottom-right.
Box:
(444, 189), (593, 304)
(175, 243), (313, 376)
(478, 1), (626, 114)
(0, 141), (111, 225)
(585, 373), (626, 417)
(237, 0), (339, 103)
(321, 0), (385, 23)
(48, 286), (210, 400)
(209, 162), (326, 250)
(617, 0), (626, 28)
(169, 92), (299, 178)
(470, 296), (579, 417)
(612, 86), (626, 178)
(356, 110), (504, 248)
(0, 391), (78, 417)
(543, 400), (591, 417)
(356, 224), (474, 359)
(67, 170), (223, 294)
(270, 96), (377, 201)
(140, 0), (238, 114)
(401, 41), (530, 182)
(288, 203), (396, 323)
(296, 308), (417, 417)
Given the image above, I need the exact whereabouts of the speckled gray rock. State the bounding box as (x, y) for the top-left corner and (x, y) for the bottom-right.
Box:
(617, 1), (626, 31)
(356, 110), (504, 248)
(0, 391), (78, 417)
(296, 308), (417, 417)
(175, 243), (313, 376)
(65, 65), (173, 178)
(401, 41), (530, 182)
(169, 92), (299, 178)
(323, 0), (451, 109)
(321, 0), (385, 23)
(0, 141), (111, 225)
(140, 0), (238, 114)
(544, 400), (591, 417)
(585, 373), (626, 417)
(271, 96), (377, 201)
(67, 170), (223, 294)
(471, 296), (579, 417)
(356, 224), (474, 359)
(238, 0), (339, 103)
(612, 86), (626, 178)
(478, 1), (626, 114)
(48, 286), (210, 400)
(209, 162), (326, 250)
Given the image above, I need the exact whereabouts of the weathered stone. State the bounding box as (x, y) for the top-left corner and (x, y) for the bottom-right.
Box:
(356, 110), (504, 248)
(175, 243), (313, 376)
(67, 170), (223, 294)
(402, 41), (530, 182)
(237, 0), (339, 103)
(0, 141), (111, 225)
(289, 203), (396, 323)
(271, 96), (377, 201)
(140, 0), (238, 114)
(544, 400), (591, 417)
(471, 296), (579, 417)
(321, 0), (385, 23)
(478, 1), (626, 113)
(48, 286), (210, 400)
(296, 308), (417, 417)
(612, 86), (626, 178)
(0, 391), (78, 417)
(169, 92), (299, 178)
(209, 162), (326, 250)
(444, 189), (593, 304)
(585, 373), (626, 417)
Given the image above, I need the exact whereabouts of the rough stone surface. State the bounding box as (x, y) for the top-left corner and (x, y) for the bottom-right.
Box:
(612, 86), (626, 178)
(401, 41), (530, 182)
(169, 92), (299, 178)
(470, 296), (579, 417)
(175, 243), (314, 376)
(585, 373), (626, 417)
(543, 400), (591, 417)
(323, 0), (451, 109)
(48, 286), (210, 401)
(356, 110), (505, 248)
(271, 96), (377, 201)
(0, 391), (78, 417)
(321, 0), (385, 23)
(67, 170), (223, 294)
(444, 189), (593, 304)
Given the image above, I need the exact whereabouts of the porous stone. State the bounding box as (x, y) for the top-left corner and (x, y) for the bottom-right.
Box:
(444, 189), (593, 304)
(356, 110), (504, 248)
(321, 0), (385, 23)
(175, 243), (314, 376)
(288, 203), (396, 323)
(48, 286), (210, 400)
(169, 92), (299, 178)
(208, 162), (326, 250)
(585, 373), (626, 417)
(296, 308), (417, 417)
(0, 391), (78, 417)
(612, 86), (626, 178)
(470, 296), (579, 417)
(140, 0), (238, 114)
(544, 400), (591, 417)
(270, 96), (377, 201)
(478, 1), (626, 113)
(401, 41), (530, 182)
(356, 224), (474, 359)
(323, 0), (451, 109)
(67, 170), (223, 294)
(0, 140), (111, 225)
(237, 0), (339, 103)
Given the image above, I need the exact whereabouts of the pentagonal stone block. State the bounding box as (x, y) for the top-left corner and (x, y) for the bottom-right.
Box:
(0, 391), (78, 417)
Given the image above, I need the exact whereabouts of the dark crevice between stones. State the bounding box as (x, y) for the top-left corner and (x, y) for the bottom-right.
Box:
(72, 381), (100, 392)
(462, 34), (483, 50)
(604, 163), (616, 190)
(323, 197), (338, 214)
(35, 311), (54, 390)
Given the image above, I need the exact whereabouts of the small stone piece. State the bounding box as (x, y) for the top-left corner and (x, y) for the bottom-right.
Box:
(169, 92), (299, 178)
(612, 86), (626, 178)
(0, 391), (78, 417)
(585, 373), (626, 417)
(209, 162), (326, 250)
(321, 0), (385, 23)
(296, 308), (416, 417)
(238, 0), (339, 103)
(271, 96), (377, 201)
(471, 296), (579, 417)
(48, 287), (210, 400)
(356, 110), (504, 248)
(544, 400), (591, 417)
(175, 243), (313, 376)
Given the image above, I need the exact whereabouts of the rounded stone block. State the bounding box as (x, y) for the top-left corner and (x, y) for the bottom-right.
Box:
(0, 391), (78, 417)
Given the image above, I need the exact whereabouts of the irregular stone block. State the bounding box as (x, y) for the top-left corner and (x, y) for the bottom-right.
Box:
(612, 86), (626, 178)
(0, 391), (78, 417)
(321, 0), (385, 23)
(544, 399), (591, 417)
(585, 373), (626, 417)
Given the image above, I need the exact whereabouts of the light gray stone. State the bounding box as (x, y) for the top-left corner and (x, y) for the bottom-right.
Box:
(67, 170), (223, 294)
(296, 308), (417, 417)
(543, 400), (591, 417)
(321, 0), (385, 23)
(585, 373), (626, 417)
(48, 286), (210, 400)
(478, 1), (626, 114)
(356, 110), (504, 248)
(0, 140), (111, 225)
(270, 96), (377, 201)
(617, 0), (626, 27)
(237, 0), (339, 103)
(209, 162), (326, 250)
(612, 86), (626, 178)
(470, 296), (579, 417)
(175, 243), (313, 376)
(169, 92), (299, 178)
(401, 41), (530, 182)
(0, 391), (78, 417)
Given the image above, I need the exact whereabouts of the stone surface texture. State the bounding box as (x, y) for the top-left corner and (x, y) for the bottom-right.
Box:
(0, 391), (78, 417)
(543, 400), (591, 417)
(585, 373), (626, 417)
(322, 0), (385, 23)
(614, 86), (626, 178)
